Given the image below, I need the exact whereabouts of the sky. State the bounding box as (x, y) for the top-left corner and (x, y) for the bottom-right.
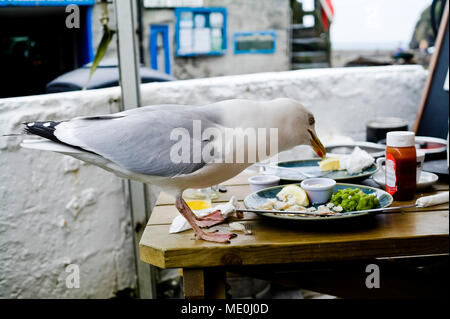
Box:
(329, 0), (432, 50)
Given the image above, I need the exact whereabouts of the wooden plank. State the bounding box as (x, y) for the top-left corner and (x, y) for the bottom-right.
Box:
(182, 268), (227, 299)
(221, 170), (258, 186)
(140, 210), (449, 268)
(204, 268), (227, 299)
(182, 269), (206, 299)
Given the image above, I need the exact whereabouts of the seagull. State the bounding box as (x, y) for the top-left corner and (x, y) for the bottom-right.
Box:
(21, 98), (326, 243)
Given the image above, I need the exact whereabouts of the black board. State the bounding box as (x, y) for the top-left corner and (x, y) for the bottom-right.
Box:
(415, 2), (449, 139)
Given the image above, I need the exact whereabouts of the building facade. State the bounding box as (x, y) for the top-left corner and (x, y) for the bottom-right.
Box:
(139, 0), (291, 79)
(0, 0), (291, 98)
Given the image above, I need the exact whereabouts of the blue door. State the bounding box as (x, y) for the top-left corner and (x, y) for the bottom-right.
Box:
(150, 25), (171, 75)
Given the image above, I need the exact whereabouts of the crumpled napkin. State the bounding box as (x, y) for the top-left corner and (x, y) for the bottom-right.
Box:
(416, 192), (449, 208)
(339, 147), (375, 175)
(169, 196), (238, 233)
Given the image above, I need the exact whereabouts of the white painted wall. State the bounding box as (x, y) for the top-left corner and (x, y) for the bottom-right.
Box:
(0, 91), (136, 298)
(0, 65), (427, 298)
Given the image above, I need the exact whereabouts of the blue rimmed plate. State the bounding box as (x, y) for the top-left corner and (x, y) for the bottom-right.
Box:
(265, 158), (378, 182)
(243, 183), (393, 221)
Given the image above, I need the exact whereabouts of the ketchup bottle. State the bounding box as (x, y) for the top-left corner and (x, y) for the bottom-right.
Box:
(385, 131), (417, 201)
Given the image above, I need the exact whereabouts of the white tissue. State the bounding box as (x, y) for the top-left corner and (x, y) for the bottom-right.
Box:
(415, 192), (449, 208)
(339, 147), (375, 174)
(169, 196), (238, 233)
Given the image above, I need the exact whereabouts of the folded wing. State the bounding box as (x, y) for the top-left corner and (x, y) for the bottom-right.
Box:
(53, 106), (224, 177)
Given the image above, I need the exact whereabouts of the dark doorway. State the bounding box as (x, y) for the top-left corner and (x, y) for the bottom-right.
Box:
(0, 6), (92, 98)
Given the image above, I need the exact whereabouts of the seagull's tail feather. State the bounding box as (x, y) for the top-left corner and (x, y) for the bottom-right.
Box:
(22, 121), (92, 154)
(20, 139), (84, 154)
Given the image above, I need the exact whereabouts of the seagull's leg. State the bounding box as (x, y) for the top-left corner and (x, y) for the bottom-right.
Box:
(175, 196), (237, 243)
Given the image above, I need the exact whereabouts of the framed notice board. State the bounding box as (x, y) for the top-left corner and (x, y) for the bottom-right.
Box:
(414, 0), (449, 139)
(233, 31), (277, 54)
(174, 7), (227, 57)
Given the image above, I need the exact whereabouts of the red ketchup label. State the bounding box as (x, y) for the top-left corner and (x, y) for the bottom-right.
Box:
(385, 153), (397, 195)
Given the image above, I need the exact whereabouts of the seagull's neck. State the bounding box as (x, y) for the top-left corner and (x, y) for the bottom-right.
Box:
(209, 99), (299, 161)
(215, 100), (274, 128)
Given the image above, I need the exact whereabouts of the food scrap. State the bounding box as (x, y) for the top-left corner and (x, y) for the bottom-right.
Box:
(318, 147), (375, 174)
(318, 157), (341, 171)
(256, 185), (380, 217)
(256, 185), (343, 217)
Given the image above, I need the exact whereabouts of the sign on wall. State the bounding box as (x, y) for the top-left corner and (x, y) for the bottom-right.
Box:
(143, 0), (203, 8)
(175, 7), (227, 57)
(234, 31), (277, 54)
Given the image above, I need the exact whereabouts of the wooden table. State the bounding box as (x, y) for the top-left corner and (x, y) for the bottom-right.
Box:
(139, 171), (449, 299)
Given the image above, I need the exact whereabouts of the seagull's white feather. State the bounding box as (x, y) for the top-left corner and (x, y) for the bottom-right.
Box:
(54, 106), (223, 177)
(21, 98), (319, 195)
(20, 139), (83, 153)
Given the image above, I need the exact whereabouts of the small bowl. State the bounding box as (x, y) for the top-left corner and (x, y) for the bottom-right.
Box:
(248, 175), (280, 192)
(300, 178), (336, 205)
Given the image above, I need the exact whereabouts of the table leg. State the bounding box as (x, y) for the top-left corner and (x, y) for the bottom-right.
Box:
(182, 268), (227, 299)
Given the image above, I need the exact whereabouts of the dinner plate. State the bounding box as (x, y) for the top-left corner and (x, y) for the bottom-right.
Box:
(372, 170), (439, 190)
(264, 158), (379, 182)
(243, 183), (393, 221)
(326, 142), (386, 158)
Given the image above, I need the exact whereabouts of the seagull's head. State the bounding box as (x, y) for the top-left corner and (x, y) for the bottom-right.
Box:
(304, 113), (326, 159)
(278, 99), (326, 159)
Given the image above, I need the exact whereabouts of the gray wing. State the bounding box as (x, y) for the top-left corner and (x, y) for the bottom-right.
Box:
(54, 105), (224, 177)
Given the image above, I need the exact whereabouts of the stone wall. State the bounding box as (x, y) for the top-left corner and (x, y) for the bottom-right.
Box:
(0, 65), (427, 298)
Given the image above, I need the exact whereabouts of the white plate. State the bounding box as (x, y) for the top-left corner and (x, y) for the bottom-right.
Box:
(415, 136), (447, 155)
(326, 142), (386, 158)
(372, 171), (439, 190)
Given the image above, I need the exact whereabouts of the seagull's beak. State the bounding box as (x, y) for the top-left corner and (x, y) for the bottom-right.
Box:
(308, 129), (326, 159)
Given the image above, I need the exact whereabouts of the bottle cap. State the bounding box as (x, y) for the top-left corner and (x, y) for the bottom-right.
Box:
(386, 131), (415, 147)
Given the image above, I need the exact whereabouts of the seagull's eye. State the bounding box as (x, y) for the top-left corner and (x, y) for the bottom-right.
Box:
(309, 117), (315, 125)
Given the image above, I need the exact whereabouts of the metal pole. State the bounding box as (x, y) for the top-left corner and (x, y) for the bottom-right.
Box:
(114, 0), (156, 299)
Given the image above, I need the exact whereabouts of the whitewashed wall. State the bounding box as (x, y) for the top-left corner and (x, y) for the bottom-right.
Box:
(0, 65), (427, 298)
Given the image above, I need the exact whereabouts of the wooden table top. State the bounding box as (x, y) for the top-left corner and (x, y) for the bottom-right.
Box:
(139, 171), (449, 269)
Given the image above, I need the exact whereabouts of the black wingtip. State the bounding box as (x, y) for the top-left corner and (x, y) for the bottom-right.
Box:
(22, 120), (97, 154)
(23, 121), (61, 143)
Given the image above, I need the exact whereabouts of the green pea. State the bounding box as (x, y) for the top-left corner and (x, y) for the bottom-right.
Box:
(329, 188), (380, 212)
